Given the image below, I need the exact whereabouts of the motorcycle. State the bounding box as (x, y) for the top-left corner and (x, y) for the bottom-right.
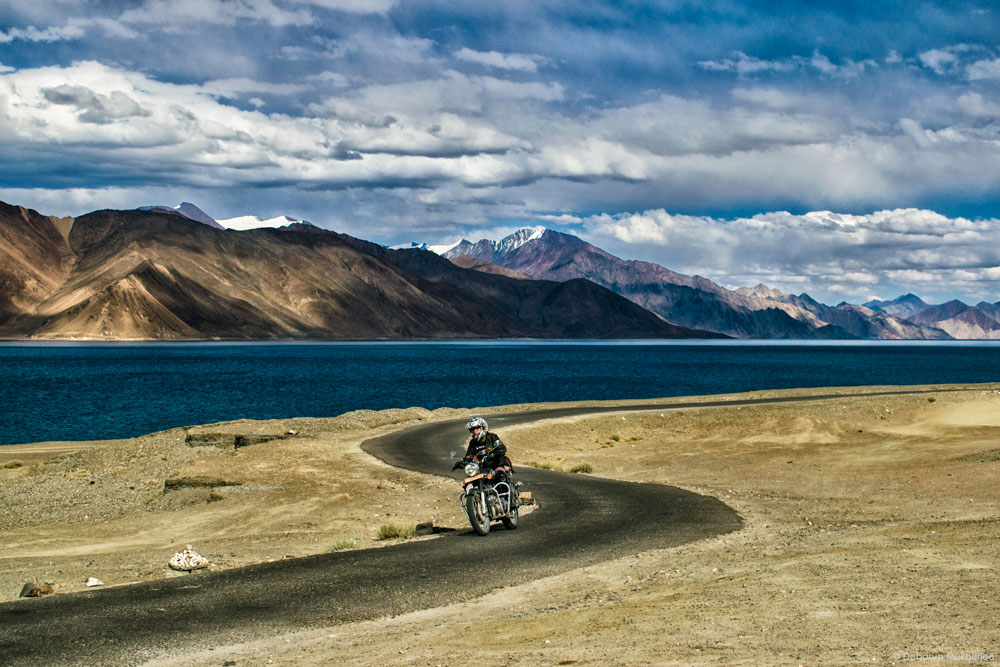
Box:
(453, 447), (521, 536)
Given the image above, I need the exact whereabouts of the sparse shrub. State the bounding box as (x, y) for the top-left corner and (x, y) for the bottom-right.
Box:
(609, 434), (621, 442)
(329, 538), (359, 551)
(376, 523), (415, 540)
(525, 460), (555, 470)
(928, 397), (936, 403)
(1, 460), (23, 469)
(569, 462), (594, 474)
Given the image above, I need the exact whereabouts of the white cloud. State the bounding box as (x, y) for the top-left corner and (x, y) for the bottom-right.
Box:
(967, 57), (1000, 80)
(731, 87), (803, 109)
(699, 50), (873, 80)
(305, 71), (351, 88)
(575, 207), (1000, 302)
(119, 0), (315, 28)
(455, 48), (539, 72)
(199, 78), (309, 98)
(898, 118), (936, 147)
(287, 0), (397, 12)
(0, 15), (140, 44)
(918, 45), (984, 76)
(810, 52), (838, 75)
(809, 51), (876, 79)
(956, 92), (1000, 117)
(0, 61), (543, 192)
(840, 272), (879, 284)
(0, 23), (85, 43)
(919, 48), (960, 74)
(884, 269), (944, 283)
(317, 70), (563, 121)
(698, 51), (800, 75)
(325, 33), (437, 64)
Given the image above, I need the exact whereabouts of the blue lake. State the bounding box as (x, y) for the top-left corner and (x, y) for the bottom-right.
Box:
(2, 340), (1000, 446)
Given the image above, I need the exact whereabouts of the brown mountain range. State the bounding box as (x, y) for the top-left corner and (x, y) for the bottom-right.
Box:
(442, 229), (951, 339)
(0, 202), (719, 340)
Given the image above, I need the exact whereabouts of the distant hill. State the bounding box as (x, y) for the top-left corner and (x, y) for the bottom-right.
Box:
(448, 256), (533, 280)
(863, 294), (932, 319)
(0, 201), (719, 340)
(908, 300), (1000, 340)
(439, 228), (949, 339)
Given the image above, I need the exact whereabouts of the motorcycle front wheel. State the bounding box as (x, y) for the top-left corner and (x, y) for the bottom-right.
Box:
(502, 502), (519, 530)
(466, 491), (490, 536)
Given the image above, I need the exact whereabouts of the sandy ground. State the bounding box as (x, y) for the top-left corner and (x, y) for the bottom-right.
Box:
(2, 385), (999, 665)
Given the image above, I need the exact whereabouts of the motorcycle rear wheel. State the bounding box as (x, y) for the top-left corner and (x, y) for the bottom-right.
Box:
(502, 502), (519, 530)
(466, 492), (490, 536)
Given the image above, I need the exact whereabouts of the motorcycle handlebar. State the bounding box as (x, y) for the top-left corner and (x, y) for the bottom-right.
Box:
(452, 444), (504, 471)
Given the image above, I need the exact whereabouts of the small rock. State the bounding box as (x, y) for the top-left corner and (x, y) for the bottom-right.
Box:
(86, 577), (104, 587)
(169, 545), (209, 571)
(19, 580), (54, 597)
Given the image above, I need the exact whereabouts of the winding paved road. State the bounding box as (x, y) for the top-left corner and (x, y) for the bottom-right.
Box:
(3, 391), (927, 665)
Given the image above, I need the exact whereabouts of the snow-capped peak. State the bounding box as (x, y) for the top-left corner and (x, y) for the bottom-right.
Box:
(408, 226), (550, 259)
(497, 226), (546, 253)
(138, 202), (224, 229)
(389, 241), (433, 251)
(427, 239), (464, 255)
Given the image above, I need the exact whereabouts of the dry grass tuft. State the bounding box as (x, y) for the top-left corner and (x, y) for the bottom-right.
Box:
(329, 538), (359, 551)
(376, 523), (415, 540)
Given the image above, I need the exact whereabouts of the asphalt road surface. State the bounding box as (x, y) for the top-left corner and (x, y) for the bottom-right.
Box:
(6, 395), (855, 666)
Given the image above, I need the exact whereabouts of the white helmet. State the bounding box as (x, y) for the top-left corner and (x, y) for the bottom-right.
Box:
(466, 417), (488, 442)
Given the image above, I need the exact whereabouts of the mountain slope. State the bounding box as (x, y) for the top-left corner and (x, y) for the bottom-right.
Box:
(336, 237), (720, 339)
(442, 228), (954, 339)
(863, 294), (932, 319)
(448, 256), (533, 280)
(443, 229), (848, 338)
(751, 290), (951, 340)
(908, 300), (1000, 339)
(0, 202), (75, 322)
(0, 203), (718, 340)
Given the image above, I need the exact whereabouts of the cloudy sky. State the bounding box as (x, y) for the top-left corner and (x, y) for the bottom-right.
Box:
(3, 1), (1000, 304)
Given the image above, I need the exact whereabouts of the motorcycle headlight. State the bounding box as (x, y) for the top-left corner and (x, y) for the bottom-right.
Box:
(464, 462), (480, 477)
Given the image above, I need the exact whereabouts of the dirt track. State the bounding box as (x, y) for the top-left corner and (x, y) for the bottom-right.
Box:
(2, 385), (999, 665)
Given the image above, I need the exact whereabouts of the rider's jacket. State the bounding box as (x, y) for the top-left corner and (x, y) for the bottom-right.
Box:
(464, 431), (507, 470)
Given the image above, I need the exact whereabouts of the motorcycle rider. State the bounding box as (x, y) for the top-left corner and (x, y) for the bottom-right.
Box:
(453, 417), (512, 478)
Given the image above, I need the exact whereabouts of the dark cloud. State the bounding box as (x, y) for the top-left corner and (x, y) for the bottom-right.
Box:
(42, 83), (149, 123)
(332, 140), (362, 160)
